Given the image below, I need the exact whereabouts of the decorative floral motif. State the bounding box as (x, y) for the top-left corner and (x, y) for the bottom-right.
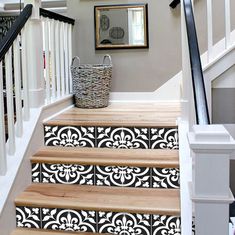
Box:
(97, 127), (149, 149)
(32, 163), (40, 183)
(152, 215), (181, 235)
(41, 163), (94, 185)
(16, 206), (187, 234)
(42, 208), (96, 232)
(150, 128), (179, 149)
(44, 125), (179, 149)
(152, 168), (180, 189)
(96, 166), (150, 187)
(16, 207), (41, 228)
(44, 126), (95, 147)
(98, 211), (151, 235)
(31, 164), (179, 189)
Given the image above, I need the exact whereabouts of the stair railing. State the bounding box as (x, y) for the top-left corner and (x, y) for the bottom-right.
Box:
(0, 0), (75, 176)
(40, 8), (74, 103)
(181, 0), (235, 235)
(0, 4), (33, 175)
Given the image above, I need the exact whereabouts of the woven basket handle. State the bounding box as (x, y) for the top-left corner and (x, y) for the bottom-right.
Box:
(71, 56), (80, 67)
(103, 54), (112, 65)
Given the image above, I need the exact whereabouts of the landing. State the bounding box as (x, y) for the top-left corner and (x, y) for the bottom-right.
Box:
(45, 102), (181, 127)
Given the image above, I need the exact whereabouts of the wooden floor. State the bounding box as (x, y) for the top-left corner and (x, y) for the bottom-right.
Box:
(45, 102), (181, 127)
(11, 228), (107, 235)
(32, 147), (179, 168)
(15, 184), (180, 216)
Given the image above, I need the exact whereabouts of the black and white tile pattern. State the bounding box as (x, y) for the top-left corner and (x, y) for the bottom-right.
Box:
(150, 128), (179, 149)
(44, 126), (95, 147)
(152, 168), (180, 189)
(97, 127), (149, 149)
(41, 163), (94, 185)
(96, 166), (151, 187)
(192, 217), (196, 235)
(44, 125), (179, 149)
(152, 215), (181, 235)
(16, 207), (41, 229)
(41, 208), (96, 232)
(32, 163), (41, 183)
(16, 206), (181, 235)
(98, 211), (151, 235)
(32, 163), (179, 189)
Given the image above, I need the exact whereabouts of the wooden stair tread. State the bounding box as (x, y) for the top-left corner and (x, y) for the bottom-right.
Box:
(31, 147), (179, 168)
(11, 228), (105, 235)
(44, 103), (180, 127)
(15, 184), (180, 216)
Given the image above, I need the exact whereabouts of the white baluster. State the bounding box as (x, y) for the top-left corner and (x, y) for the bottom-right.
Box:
(207, 0), (213, 62)
(225, 0), (231, 49)
(55, 20), (61, 97)
(13, 36), (23, 137)
(44, 17), (51, 103)
(50, 19), (56, 100)
(64, 23), (69, 95)
(60, 22), (65, 96)
(21, 27), (30, 121)
(0, 61), (6, 175)
(68, 24), (73, 93)
(5, 49), (15, 155)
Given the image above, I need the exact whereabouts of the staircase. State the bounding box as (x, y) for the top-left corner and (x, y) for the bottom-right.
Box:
(11, 102), (183, 235)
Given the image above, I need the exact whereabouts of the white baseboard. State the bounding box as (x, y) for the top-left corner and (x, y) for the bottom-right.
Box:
(110, 72), (182, 102)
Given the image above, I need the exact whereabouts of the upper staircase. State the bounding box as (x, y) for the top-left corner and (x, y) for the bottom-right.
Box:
(12, 102), (184, 235)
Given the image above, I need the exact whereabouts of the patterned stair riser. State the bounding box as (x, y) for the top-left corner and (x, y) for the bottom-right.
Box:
(32, 163), (180, 189)
(16, 206), (181, 235)
(44, 126), (179, 149)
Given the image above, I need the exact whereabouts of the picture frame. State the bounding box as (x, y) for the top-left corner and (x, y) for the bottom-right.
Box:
(94, 4), (149, 50)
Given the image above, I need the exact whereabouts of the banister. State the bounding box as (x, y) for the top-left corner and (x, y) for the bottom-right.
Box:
(183, 0), (210, 125)
(170, 0), (180, 9)
(40, 8), (75, 25)
(0, 4), (33, 62)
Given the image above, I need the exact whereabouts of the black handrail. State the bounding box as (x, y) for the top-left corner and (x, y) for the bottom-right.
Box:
(0, 4), (33, 62)
(183, 0), (210, 125)
(170, 0), (180, 9)
(40, 8), (75, 25)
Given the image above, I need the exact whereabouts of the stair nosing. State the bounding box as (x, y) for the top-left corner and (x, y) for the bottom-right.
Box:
(43, 120), (178, 127)
(31, 147), (179, 168)
(15, 183), (181, 216)
(11, 228), (107, 235)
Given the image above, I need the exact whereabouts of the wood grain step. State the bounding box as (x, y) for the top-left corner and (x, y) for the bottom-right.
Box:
(15, 183), (180, 216)
(31, 146), (179, 168)
(11, 228), (105, 235)
(44, 102), (180, 127)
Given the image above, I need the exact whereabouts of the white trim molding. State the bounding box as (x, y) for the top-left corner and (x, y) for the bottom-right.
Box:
(188, 124), (235, 235)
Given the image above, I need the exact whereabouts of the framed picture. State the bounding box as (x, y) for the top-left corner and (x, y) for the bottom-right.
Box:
(94, 4), (149, 50)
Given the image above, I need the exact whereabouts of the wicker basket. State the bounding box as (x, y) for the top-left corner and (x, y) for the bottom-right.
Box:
(71, 55), (112, 108)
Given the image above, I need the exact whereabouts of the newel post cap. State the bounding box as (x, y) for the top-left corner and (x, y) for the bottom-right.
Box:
(188, 124), (235, 153)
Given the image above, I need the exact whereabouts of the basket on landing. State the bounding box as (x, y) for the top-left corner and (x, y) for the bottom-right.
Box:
(70, 55), (112, 108)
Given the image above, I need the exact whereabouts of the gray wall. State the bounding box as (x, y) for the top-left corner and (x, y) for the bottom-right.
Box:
(212, 88), (235, 124)
(212, 65), (235, 124)
(67, 0), (235, 92)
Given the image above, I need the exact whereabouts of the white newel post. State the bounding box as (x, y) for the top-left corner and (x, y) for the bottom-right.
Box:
(188, 125), (235, 235)
(24, 0), (44, 108)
